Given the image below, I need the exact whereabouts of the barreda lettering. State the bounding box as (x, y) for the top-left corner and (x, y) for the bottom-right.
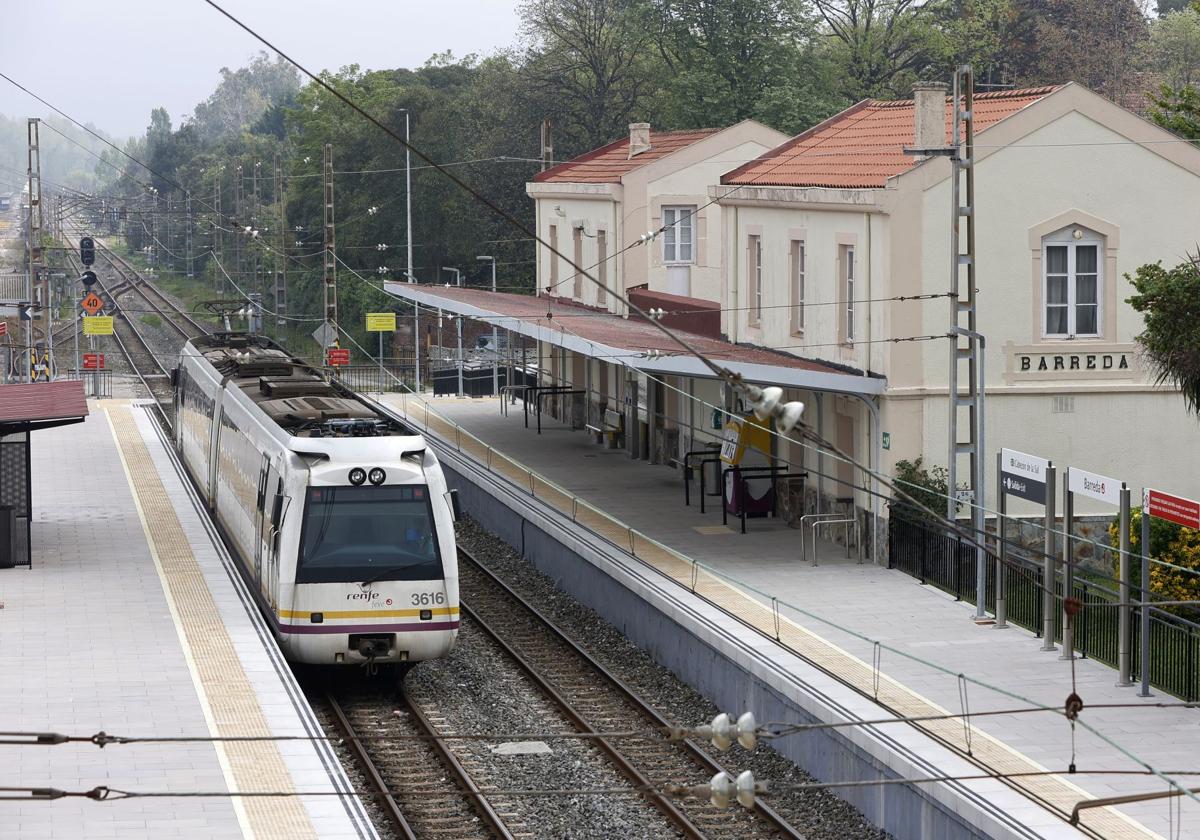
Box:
(1019, 353), (1130, 372)
(1083, 477), (1106, 495)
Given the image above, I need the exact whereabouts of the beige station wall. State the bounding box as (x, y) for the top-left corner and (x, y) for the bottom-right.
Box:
(635, 139), (780, 304)
(534, 193), (620, 312)
(883, 106), (1200, 507)
(720, 200), (889, 379)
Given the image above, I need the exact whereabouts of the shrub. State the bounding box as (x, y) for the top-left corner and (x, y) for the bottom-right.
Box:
(1109, 507), (1200, 618)
(140, 314), (162, 329)
(890, 457), (955, 522)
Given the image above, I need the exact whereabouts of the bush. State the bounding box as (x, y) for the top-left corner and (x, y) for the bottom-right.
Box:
(890, 457), (955, 522)
(1109, 507), (1200, 618)
(140, 314), (162, 329)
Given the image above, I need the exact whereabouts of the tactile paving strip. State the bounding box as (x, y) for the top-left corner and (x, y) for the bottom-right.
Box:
(392, 397), (1157, 840)
(106, 405), (317, 840)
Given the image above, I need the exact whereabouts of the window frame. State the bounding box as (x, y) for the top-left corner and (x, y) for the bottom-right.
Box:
(842, 244), (856, 344)
(1041, 231), (1103, 340)
(663, 205), (696, 265)
(748, 234), (763, 326)
(790, 239), (806, 335)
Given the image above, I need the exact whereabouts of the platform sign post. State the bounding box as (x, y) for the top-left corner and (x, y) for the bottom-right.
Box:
(999, 448), (1054, 646)
(365, 312), (396, 391)
(1064, 467), (1127, 673)
(1139, 488), (1200, 696)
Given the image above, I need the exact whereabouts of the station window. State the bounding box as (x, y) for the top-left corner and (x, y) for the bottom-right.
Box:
(1043, 227), (1102, 338)
(841, 244), (856, 343)
(663, 206), (695, 264)
(748, 235), (763, 325)
(790, 240), (805, 334)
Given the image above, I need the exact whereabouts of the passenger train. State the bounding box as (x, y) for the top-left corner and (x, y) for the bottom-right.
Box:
(174, 333), (460, 668)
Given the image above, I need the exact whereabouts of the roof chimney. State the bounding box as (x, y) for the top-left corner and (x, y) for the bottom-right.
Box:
(911, 82), (948, 157)
(628, 123), (651, 158)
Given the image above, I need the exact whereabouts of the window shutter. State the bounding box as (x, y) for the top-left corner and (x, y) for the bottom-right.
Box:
(651, 211), (662, 267)
(696, 212), (707, 267)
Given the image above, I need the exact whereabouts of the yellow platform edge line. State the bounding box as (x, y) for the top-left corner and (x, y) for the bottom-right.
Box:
(104, 405), (317, 840)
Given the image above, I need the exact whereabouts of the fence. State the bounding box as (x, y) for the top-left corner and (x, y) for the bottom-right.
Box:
(888, 513), (1200, 701)
(328, 364), (413, 394)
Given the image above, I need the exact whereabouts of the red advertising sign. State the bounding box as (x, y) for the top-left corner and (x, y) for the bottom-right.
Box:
(326, 348), (351, 367)
(83, 352), (104, 370)
(1146, 488), (1200, 529)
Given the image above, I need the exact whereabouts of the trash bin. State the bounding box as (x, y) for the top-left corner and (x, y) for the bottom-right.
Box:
(0, 505), (16, 569)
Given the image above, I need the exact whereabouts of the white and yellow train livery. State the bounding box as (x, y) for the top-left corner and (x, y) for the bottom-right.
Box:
(174, 333), (459, 667)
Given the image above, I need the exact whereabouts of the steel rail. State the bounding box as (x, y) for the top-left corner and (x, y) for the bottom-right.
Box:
(458, 548), (806, 840)
(323, 692), (417, 840)
(322, 687), (516, 840)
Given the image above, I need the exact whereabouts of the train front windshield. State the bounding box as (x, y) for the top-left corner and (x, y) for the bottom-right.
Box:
(297, 485), (442, 583)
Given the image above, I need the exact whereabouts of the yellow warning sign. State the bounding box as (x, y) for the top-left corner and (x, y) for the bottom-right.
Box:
(82, 315), (114, 336)
(365, 312), (396, 332)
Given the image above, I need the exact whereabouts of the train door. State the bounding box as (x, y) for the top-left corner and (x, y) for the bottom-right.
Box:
(254, 453), (271, 582)
(265, 477), (286, 612)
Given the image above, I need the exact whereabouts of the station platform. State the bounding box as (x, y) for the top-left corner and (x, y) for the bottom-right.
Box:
(0, 402), (376, 840)
(377, 392), (1198, 840)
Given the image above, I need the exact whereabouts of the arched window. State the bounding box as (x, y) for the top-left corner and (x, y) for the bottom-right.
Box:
(1042, 225), (1102, 338)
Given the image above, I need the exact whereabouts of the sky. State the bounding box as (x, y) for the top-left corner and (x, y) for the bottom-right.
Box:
(1, 0), (523, 139)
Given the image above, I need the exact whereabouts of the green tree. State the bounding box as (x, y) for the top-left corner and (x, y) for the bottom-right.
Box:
(812, 0), (944, 100)
(1109, 507), (1200, 619)
(650, 0), (841, 130)
(518, 0), (665, 151)
(1145, 6), (1200, 87)
(889, 457), (957, 521)
(1126, 258), (1200, 415)
(1009, 0), (1149, 100)
(1148, 82), (1200, 138)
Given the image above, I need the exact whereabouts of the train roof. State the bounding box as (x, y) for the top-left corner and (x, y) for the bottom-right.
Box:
(187, 333), (418, 441)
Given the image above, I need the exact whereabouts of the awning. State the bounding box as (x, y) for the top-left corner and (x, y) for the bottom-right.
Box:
(0, 380), (89, 433)
(384, 284), (884, 396)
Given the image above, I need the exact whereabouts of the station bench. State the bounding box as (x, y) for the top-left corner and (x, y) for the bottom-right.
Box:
(586, 408), (623, 447)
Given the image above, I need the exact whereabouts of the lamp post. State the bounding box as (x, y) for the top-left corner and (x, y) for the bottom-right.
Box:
(477, 255), (498, 395)
(442, 268), (462, 396)
(398, 108), (417, 392)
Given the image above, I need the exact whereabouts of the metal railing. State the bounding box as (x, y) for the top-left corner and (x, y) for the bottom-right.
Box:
(888, 513), (1200, 701)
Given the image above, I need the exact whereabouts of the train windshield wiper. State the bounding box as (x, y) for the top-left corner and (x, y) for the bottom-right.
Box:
(358, 565), (416, 586)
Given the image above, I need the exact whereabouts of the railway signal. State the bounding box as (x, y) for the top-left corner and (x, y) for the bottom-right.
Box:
(80, 270), (97, 288)
(80, 236), (95, 266)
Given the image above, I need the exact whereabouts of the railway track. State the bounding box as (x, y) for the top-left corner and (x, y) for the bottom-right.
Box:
(320, 545), (806, 840)
(455, 548), (804, 840)
(317, 685), (519, 840)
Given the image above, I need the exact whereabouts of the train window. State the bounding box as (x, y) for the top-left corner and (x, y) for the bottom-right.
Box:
(296, 485), (442, 583)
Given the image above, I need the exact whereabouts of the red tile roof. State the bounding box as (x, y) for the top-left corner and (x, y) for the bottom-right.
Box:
(0, 380), (88, 425)
(533, 129), (720, 184)
(722, 86), (1061, 189)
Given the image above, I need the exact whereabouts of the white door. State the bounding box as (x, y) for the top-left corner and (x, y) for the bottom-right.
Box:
(666, 265), (690, 297)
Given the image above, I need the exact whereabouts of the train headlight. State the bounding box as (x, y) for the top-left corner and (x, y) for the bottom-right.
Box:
(368, 467), (386, 485)
(348, 468), (366, 485)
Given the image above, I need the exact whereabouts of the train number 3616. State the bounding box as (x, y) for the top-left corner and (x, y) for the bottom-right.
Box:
(411, 592), (446, 606)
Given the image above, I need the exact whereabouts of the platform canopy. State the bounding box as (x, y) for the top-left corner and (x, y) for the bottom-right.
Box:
(383, 284), (885, 396)
(0, 379), (89, 433)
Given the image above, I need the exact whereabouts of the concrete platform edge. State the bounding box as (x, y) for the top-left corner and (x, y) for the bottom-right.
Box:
(433, 441), (1079, 840)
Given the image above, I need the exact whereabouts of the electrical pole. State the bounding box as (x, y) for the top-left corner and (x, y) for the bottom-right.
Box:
(323, 143), (338, 349)
(252, 161), (261, 303)
(234, 164), (244, 294)
(946, 66), (986, 619)
(212, 169), (223, 291)
(274, 151), (287, 330)
(185, 194), (194, 279)
(26, 118), (44, 382)
(541, 119), (553, 171)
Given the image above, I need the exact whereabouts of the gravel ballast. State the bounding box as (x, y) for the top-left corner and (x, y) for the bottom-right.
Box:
(454, 516), (892, 840)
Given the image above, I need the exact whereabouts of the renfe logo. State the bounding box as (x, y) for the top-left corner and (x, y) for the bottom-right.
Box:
(346, 591), (381, 601)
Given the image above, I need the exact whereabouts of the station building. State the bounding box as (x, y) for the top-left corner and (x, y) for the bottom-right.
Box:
(389, 81), (1200, 547)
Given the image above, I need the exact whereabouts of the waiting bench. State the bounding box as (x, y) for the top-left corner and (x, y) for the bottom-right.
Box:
(586, 408), (623, 447)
